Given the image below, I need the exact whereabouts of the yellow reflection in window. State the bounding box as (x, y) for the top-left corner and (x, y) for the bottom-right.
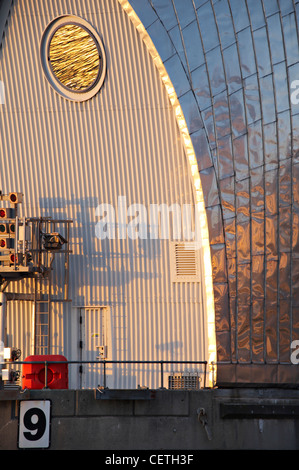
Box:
(49, 24), (100, 91)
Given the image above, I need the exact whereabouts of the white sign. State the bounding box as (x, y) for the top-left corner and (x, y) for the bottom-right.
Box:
(0, 81), (4, 104)
(18, 400), (51, 448)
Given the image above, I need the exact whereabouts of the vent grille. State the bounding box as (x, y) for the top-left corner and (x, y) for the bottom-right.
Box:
(168, 372), (201, 390)
(170, 242), (200, 282)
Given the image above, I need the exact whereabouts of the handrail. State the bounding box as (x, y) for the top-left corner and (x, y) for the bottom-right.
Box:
(1, 359), (208, 389)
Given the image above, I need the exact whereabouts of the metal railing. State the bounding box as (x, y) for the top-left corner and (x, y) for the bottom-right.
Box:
(0, 359), (209, 390)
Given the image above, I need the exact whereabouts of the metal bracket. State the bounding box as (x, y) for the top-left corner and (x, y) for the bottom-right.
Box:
(95, 388), (156, 400)
(197, 407), (212, 440)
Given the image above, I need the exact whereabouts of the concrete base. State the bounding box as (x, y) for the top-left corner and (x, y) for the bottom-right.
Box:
(2, 387), (299, 450)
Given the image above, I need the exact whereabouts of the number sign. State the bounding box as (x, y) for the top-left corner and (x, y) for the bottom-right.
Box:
(18, 400), (51, 448)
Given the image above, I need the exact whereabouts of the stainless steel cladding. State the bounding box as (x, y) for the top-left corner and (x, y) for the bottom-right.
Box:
(128, 0), (299, 385)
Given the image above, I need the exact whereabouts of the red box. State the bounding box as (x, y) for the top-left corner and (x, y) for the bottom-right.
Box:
(22, 355), (68, 389)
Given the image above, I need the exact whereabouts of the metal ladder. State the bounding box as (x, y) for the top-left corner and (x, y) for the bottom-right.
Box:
(34, 272), (51, 355)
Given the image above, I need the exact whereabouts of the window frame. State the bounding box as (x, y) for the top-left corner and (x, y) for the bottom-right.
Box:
(40, 15), (107, 102)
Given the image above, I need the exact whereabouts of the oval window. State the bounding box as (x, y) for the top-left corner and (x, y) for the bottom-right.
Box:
(41, 16), (106, 101)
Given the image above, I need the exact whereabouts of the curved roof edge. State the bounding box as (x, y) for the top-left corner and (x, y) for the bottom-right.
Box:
(0, 0), (12, 51)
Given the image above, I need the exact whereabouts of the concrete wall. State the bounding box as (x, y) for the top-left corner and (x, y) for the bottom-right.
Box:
(2, 388), (299, 450)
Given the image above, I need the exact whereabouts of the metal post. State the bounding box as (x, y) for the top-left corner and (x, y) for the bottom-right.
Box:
(0, 291), (6, 349)
(103, 360), (106, 388)
(44, 361), (48, 388)
(14, 216), (18, 270)
(160, 361), (164, 389)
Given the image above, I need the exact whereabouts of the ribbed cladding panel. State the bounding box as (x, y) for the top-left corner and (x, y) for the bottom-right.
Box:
(0, 0), (209, 388)
(6, 299), (33, 359)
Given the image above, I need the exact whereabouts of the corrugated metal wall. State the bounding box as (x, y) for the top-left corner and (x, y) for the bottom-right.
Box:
(0, 0), (212, 388)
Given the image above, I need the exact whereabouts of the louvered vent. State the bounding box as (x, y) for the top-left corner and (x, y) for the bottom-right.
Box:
(168, 372), (201, 390)
(170, 242), (201, 282)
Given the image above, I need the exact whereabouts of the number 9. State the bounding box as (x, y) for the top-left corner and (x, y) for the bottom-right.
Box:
(23, 408), (46, 441)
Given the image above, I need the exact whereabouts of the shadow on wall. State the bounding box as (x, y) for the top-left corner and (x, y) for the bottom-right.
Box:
(39, 196), (162, 304)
